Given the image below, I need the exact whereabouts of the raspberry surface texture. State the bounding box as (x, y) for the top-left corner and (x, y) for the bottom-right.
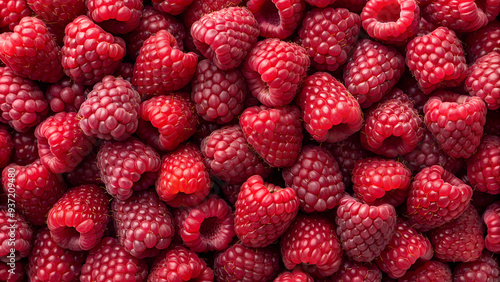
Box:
(86, 0), (143, 34)
(10, 129), (38, 165)
(330, 260), (382, 281)
(466, 51), (500, 110)
(45, 77), (86, 113)
(483, 202), (500, 253)
(0, 127), (12, 169)
(0, 0), (31, 32)
(0, 209), (32, 262)
(399, 260), (452, 282)
(453, 251), (500, 281)
(465, 20), (500, 64)
(246, 0), (305, 39)
(153, 0), (193, 15)
(467, 135), (500, 195)
(26, 0), (85, 27)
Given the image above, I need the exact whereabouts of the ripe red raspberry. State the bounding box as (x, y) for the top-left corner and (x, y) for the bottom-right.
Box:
(214, 242), (280, 281)
(465, 20), (500, 64)
(0, 0), (31, 32)
(467, 135), (500, 195)
(0, 17), (63, 83)
(234, 175), (299, 248)
(0, 209), (32, 262)
(157, 143), (211, 207)
(0, 127), (12, 169)
(466, 51), (500, 110)
(331, 260), (382, 281)
(240, 105), (303, 168)
(201, 125), (271, 184)
(429, 205), (484, 262)
(86, 0), (142, 34)
(375, 220), (433, 279)
(183, 0), (241, 27)
(126, 6), (186, 59)
(243, 38), (310, 107)
(281, 214), (343, 278)
(65, 152), (102, 187)
(11, 129), (37, 166)
(153, 0), (193, 15)
(453, 251), (500, 281)
(149, 245), (215, 281)
(361, 0), (419, 44)
(47, 184), (111, 251)
(283, 145), (344, 213)
(0, 260), (24, 281)
(35, 112), (95, 173)
(98, 139), (161, 200)
(2, 160), (67, 225)
(336, 195), (397, 262)
(483, 202), (500, 253)
(297, 72), (363, 143)
(406, 165), (473, 232)
(61, 15), (126, 86)
(247, 0), (305, 39)
(139, 94), (198, 151)
(191, 7), (259, 70)
(274, 269), (314, 282)
(399, 260), (452, 282)
(424, 91), (487, 159)
(78, 75), (141, 141)
(27, 0), (85, 27)
(298, 7), (360, 72)
(352, 157), (411, 207)
(45, 77), (86, 113)
(191, 59), (247, 124)
(406, 27), (468, 94)
(343, 39), (405, 108)
(0, 67), (48, 132)
(305, 0), (336, 7)
(360, 98), (424, 158)
(132, 30), (197, 96)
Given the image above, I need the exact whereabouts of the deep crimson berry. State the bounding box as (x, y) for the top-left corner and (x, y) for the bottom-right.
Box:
(399, 260), (452, 282)
(467, 135), (500, 195)
(465, 20), (500, 64)
(10, 129), (37, 166)
(153, 0), (193, 15)
(0, 127), (12, 169)
(453, 251), (500, 281)
(466, 51), (500, 110)
(247, 0), (305, 39)
(0, 0), (31, 32)
(483, 202), (500, 253)
(331, 260), (382, 282)
(0, 209), (31, 262)
(27, 0), (85, 27)
(183, 0), (241, 27)
(0, 260), (24, 281)
(65, 151), (102, 187)
(46, 77), (86, 113)
(86, 0), (143, 34)
(274, 268), (314, 282)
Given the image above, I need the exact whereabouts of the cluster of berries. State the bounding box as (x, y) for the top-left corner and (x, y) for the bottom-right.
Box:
(0, 0), (500, 280)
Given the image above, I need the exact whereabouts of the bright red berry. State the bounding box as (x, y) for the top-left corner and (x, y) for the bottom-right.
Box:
(45, 77), (86, 113)
(467, 135), (500, 195)
(453, 251), (500, 281)
(399, 260), (452, 282)
(86, 0), (143, 34)
(330, 260), (382, 282)
(153, 0), (193, 15)
(0, 209), (32, 262)
(483, 202), (500, 253)
(466, 51), (500, 110)
(465, 20), (500, 64)
(0, 0), (31, 32)
(27, 0), (85, 27)
(247, 0), (305, 39)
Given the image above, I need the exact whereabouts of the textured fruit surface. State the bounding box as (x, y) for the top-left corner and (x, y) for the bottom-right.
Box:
(467, 135), (500, 195)
(247, 0), (305, 39)
(0, 127), (12, 169)
(453, 251), (500, 281)
(330, 260), (382, 282)
(0, 208), (32, 261)
(466, 52), (500, 110)
(399, 260), (452, 282)
(465, 20), (500, 63)
(86, 0), (143, 34)
(46, 77), (86, 113)
(483, 202), (500, 253)
(0, 0), (31, 32)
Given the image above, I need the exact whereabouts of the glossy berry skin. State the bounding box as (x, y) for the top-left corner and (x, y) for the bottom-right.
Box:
(375, 220), (434, 279)
(182, 0), (241, 27)
(0, 0), (31, 32)
(467, 135), (500, 195)
(483, 202), (500, 253)
(86, 0), (143, 34)
(61, 16), (126, 86)
(361, 0), (419, 44)
(153, 0), (193, 15)
(330, 260), (382, 282)
(247, 0), (305, 39)
(235, 175), (299, 248)
(46, 77), (86, 113)
(148, 245), (215, 281)
(453, 251), (500, 281)
(214, 243), (280, 282)
(344, 39), (405, 108)
(156, 143), (211, 207)
(243, 38), (309, 107)
(0, 67), (48, 132)
(297, 72), (363, 143)
(406, 27), (467, 94)
(399, 260), (452, 282)
(47, 184), (111, 251)
(274, 269), (314, 282)
(0, 17), (63, 83)
(465, 21), (500, 64)
(132, 30), (197, 96)
(298, 7), (361, 72)
(283, 145), (345, 213)
(466, 51), (500, 110)
(336, 195), (397, 262)
(80, 237), (148, 282)
(191, 7), (259, 71)
(0, 127), (12, 169)
(407, 165), (473, 232)
(424, 91), (487, 159)
(27, 0), (85, 27)
(0, 209), (32, 262)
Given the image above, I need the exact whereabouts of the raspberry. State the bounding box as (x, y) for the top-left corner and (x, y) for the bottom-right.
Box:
(281, 214), (343, 278)
(375, 220), (434, 279)
(336, 195), (397, 262)
(0, 67), (48, 132)
(243, 38), (310, 107)
(305, 0), (336, 7)
(61, 15), (126, 86)
(98, 138), (161, 200)
(0, 127), (12, 169)
(35, 112), (95, 173)
(2, 160), (67, 225)
(0, 209), (31, 262)
(221, 182), (240, 205)
(201, 125), (271, 184)
(45, 77), (86, 113)
(330, 260), (382, 281)
(132, 30), (197, 96)
(126, 6), (186, 59)
(360, 98), (424, 158)
(0, 261), (24, 281)
(214, 243), (280, 281)
(467, 135), (500, 195)
(483, 202), (500, 253)
(28, 227), (85, 282)
(153, 0), (193, 15)
(361, 0), (420, 44)
(0, 17), (63, 83)
(191, 59), (247, 124)
(191, 7), (259, 71)
(274, 269), (314, 282)
(240, 105), (303, 168)
(26, 0), (85, 27)
(78, 75), (141, 141)
(47, 184), (111, 251)
(247, 0), (305, 39)
(65, 151), (102, 187)
(183, 0), (241, 27)
(156, 143), (211, 207)
(424, 91), (487, 159)
(11, 129), (37, 165)
(415, 16), (438, 37)
(453, 251), (500, 281)
(352, 157), (411, 207)
(406, 165), (473, 232)
(465, 20), (500, 64)
(343, 39), (405, 108)
(399, 260), (452, 282)
(139, 94), (198, 151)
(234, 175), (299, 248)
(86, 0), (142, 34)
(0, 0), (31, 32)
(466, 51), (500, 110)
(298, 7), (360, 72)
(405, 27), (468, 94)
(297, 72), (363, 143)
(113, 62), (134, 82)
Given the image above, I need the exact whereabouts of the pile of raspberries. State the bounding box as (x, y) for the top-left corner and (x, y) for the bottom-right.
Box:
(1, 0), (500, 280)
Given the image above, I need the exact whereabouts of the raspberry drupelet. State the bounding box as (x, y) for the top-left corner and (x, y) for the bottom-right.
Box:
(465, 20), (500, 64)
(0, 209), (32, 262)
(246, 0), (305, 39)
(11, 129), (38, 166)
(86, 0), (143, 34)
(331, 260), (383, 281)
(0, 0), (31, 32)
(466, 51), (500, 110)
(274, 268), (314, 282)
(453, 251), (500, 281)
(0, 127), (12, 169)
(483, 202), (500, 253)
(399, 260), (452, 282)
(45, 77), (86, 113)
(467, 135), (500, 195)
(26, 0), (86, 27)
(153, 0), (193, 15)
(182, 0), (241, 28)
